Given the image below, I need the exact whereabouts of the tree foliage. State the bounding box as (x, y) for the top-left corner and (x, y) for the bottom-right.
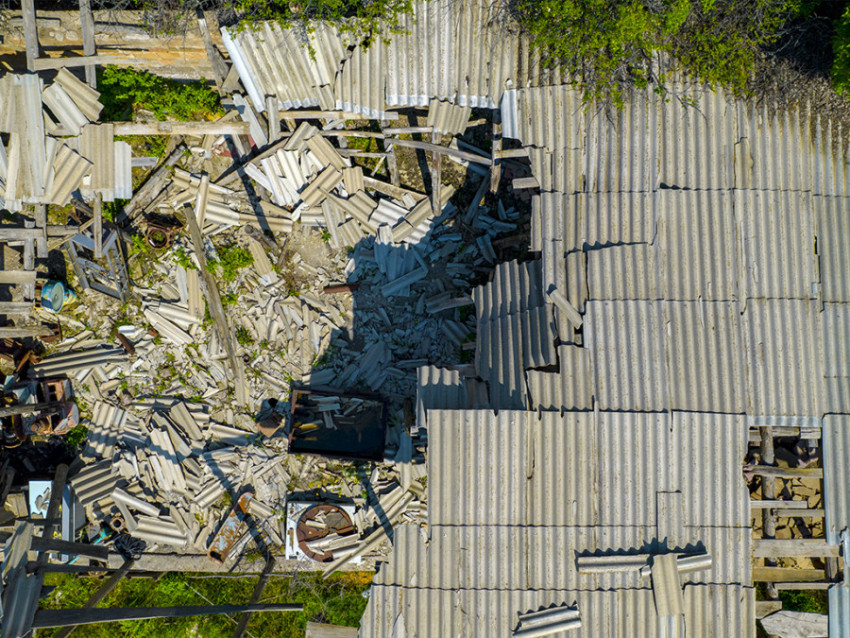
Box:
(515, 0), (802, 104)
(833, 4), (850, 95)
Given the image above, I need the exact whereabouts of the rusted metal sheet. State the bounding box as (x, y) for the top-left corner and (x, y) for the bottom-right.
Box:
(207, 491), (253, 564)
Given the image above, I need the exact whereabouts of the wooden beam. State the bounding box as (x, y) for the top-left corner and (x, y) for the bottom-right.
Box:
(305, 623), (358, 638)
(0, 301), (34, 315)
(32, 55), (130, 71)
(430, 131), (442, 217)
(490, 109), (501, 192)
(495, 148), (530, 159)
(113, 122), (251, 136)
(21, 0), (39, 72)
(266, 96), (280, 143)
(182, 181), (248, 407)
(93, 193), (103, 259)
(753, 539), (840, 558)
(221, 64), (242, 94)
(0, 271), (37, 285)
(278, 110), (398, 121)
(31, 537), (110, 561)
(32, 604), (304, 629)
(35, 464), (68, 570)
(0, 326), (52, 338)
(196, 10), (228, 87)
(34, 204), (48, 259)
(775, 582), (834, 590)
(749, 466), (824, 479)
(79, 0), (96, 87)
(385, 138), (492, 165)
(232, 556), (277, 638)
(750, 500), (809, 509)
(775, 508), (824, 518)
(753, 567), (827, 582)
(123, 143), (186, 220)
(52, 559), (135, 638)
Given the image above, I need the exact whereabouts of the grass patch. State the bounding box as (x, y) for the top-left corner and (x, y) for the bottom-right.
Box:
(779, 589), (828, 614)
(39, 571), (370, 637)
(209, 245), (254, 283)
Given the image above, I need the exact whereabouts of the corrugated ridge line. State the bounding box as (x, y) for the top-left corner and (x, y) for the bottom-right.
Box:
(829, 585), (850, 637)
(744, 299), (824, 417)
(582, 191), (655, 248)
(415, 365), (465, 431)
(586, 244), (657, 301)
(823, 304), (850, 413)
(49, 143), (91, 206)
(526, 345), (592, 411)
(815, 195), (850, 302)
(54, 68), (102, 121)
(658, 190), (737, 301)
(735, 190), (817, 301)
(739, 102), (811, 192)
(42, 83), (88, 136)
(823, 415), (850, 544)
(427, 99), (471, 136)
(335, 39), (388, 119)
(114, 141), (132, 200)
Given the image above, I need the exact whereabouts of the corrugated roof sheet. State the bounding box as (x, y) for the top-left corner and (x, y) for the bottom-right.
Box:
(829, 585), (850, 637)
(526, 344), (592, 411)
(335, 40), (389, 119)
(427, 98), (471, 136)
(823, 415), (850, 545)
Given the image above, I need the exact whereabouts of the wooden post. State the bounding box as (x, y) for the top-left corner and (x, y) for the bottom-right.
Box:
(52, 560), (135, 638)
(34, 204), (48, 259)
(21, 0), (40, 72)
(196, 9), (228, 88)
(232, 556), (277, 638)
(430, 131), (441, 217)
(490, 109), (502, 193)
(760, 426), (778, 599)
(123, 143), (186, 221)
(113, 122), (251, 136)
(266, 96), (280, 143)
(32, 604), (303, 629)
(93, 193), (103, 260)
(79, 0), (97, 87)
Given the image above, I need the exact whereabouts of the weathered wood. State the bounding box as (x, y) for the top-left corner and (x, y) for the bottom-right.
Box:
(278, 110), (398, 121)
(749, 466), (824, 479)
(34, 204), (48, 258)
(21, 0), (39, 71)
(305, 623), (358, 638)
(760, 426), (778, 600)
(32, 604), (303, 628)
(755, 600), (783, 619)
(93, 193), (103, 259)
(114, 122), (251, 136)
(182, 185), (248, 407)
(495, 148), (530, 159)
(32, 55), (130, 71)
(430, 131), (442, 217)
(53, 559), (135, 638)
(750, 500), (809, 509)
(362, 176), (426, 203)
(266, 96), (280, 143)
(232, 556), (277, 638)
(385, 138), (492, 165)
(383, 126), (433, 135)
(0, 400), (64, 417)
(79, 0), (96, 87)
(124, 143), (186, 220)
(35, 464), (68, 570)
(196, 10), (228, 87)
(221, 64), (242, 94)
(753, 539), (840, 558)
(753, 567), (827, 582)
(0, 270), (37, 285)
(0, 326), (52, 338)
(490, 109), (502, 192)
(775, 508), (824, 518)
(774, 582), (834, 590)
(0, 301), (34, 315)
(512, 176), (539, 189)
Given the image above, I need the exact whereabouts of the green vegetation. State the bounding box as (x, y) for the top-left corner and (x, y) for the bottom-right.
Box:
(208, 245), (254, 283)
(64, 425), (88, 451)
(834, 5), (850, 95)
(98, 67), (223, 122)
(779, 588), (829, 614)
(172, 246), (197, 271)
(232, 0), (412, 41)
(102, 199), (128, 223)
(515, 0), (802, 104)
(235, 326), (254, 346)
(39, 571), (370, 637)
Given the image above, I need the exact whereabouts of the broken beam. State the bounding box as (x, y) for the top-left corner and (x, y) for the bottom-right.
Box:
(753, 567), (828, 582)
(32, 55), (130, 71)
(748, 466), (824, 479)
(753, 539), (840, 558)
(113, 122), (251, 136)
(277, 110), (398, 121)
(385, 138), (492, 165)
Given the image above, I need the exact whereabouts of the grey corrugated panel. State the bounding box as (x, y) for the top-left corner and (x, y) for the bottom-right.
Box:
(415, 366), (467, 431)
(385, 0), (457, 107)
(54, 68), (102, 121)
(829, 586), (850, 637)
(541, 245), (586, 320)
(822, 415), (850, 544)
(9, 74), (47, 202)
(427, 98), (471, 136)
(132, 515), (187, 547)
(652, 554), (683, 616)
(812, 117), (850, 197)
(665, 302), (747, 414)
(222, 22), (346, 112)
(657, 84), (737, 190)
(526, 345), (591, 411)
(301, 166), (342, 207)
(735, 190), (818, 300)
(682, 585), (755, 638)
(232, 93), (267, 147)
(69, 460), (117, 506)
(82, 401), (129, 462)
(743, 299), (824, 417)
(585, 300), (667, 411)
(657, 190), (737, 301)
(30, 347), (126, 377)
(306, 135), (346, 171)
(737, 103), (810, 192)
(80, 122), (115, 197)
(1, 573), (41, 638)
(587, 244), (658, 301)
(513, 84), (585, 156)
(42, 82), (88, 136)
(49, 142), (92, 206)
(0, 74), (14, 132)
(113, 140), (132, 200)
(815, 195), (850, 302)
(501, 88), (518, 139)
(335, 40), (389, 119)
(823, 303), (850, 413)
(584, 91), (657, 193)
